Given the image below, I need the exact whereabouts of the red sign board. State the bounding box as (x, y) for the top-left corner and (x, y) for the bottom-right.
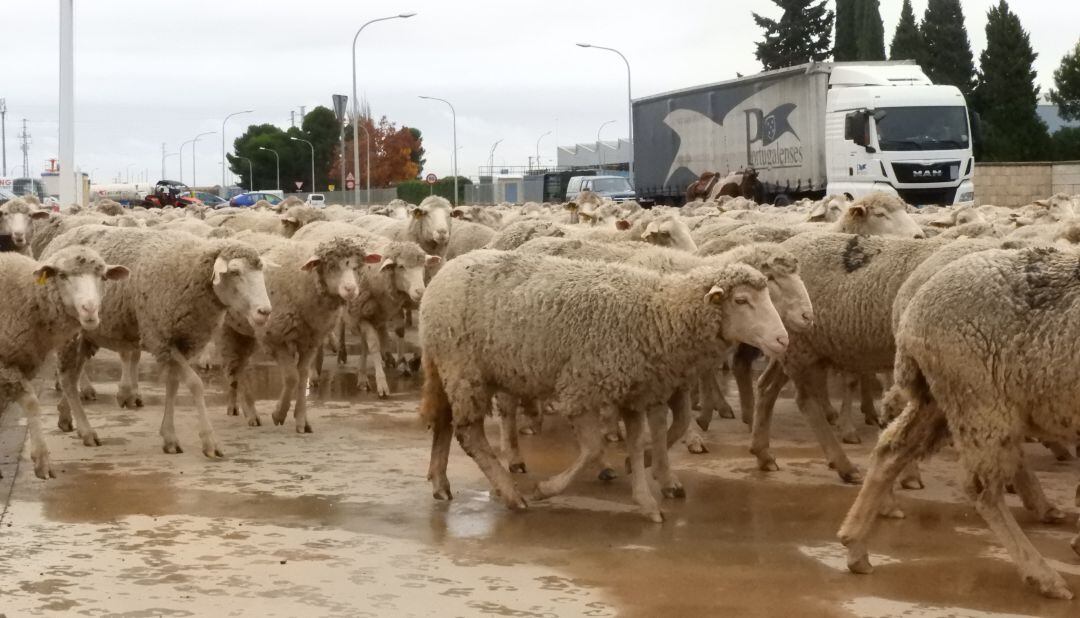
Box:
(425, 173), (438, 185)
(346, 180), (355, 190)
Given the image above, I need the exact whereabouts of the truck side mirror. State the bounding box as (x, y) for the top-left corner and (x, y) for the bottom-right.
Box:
(845, 111), (870, 147)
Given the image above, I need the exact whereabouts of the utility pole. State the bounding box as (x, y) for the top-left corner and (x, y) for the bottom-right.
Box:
(299, 106), (306, 126)
(0, 98), (6, 176)
(18, 119), (30, 178)
(161, 142), (166, 180)
(290, 111), (296, 128)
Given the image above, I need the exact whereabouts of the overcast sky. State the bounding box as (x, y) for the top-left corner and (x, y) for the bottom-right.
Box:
(1, 0), (1077, 187)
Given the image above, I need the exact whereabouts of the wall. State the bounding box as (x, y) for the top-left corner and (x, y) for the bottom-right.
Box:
(974, 161), (1080, 206)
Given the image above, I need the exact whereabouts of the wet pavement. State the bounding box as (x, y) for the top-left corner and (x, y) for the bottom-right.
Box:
(1, 347), (1079, 617)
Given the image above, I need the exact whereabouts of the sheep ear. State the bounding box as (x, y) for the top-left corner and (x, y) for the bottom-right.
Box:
(848, 205), (867, 219)
(104, 265), (130, 281)
(451, 209), (464, 218)
(300, 256), (321, 272)
(364, 253), (383, 264)
(33, 264), (58, 285)
(282, 215), (299, 224)
(262, 259), (282, 269)
(379, 258), (396, 271)
(808, 203), (827, 221)
(30, 210), (51, 220)
(705, 285), (725, 305)
(412, 209), (425, 219)
(425, 255), (442, 266)
(565, 202), (578, 211)
(615, 219), (631, 231)
(212, 257), (229, 284)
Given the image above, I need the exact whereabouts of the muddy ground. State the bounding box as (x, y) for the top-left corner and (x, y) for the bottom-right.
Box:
(1, 345), (1078, 617)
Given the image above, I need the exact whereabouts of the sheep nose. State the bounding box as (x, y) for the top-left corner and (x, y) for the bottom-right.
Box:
(80, 301), (97, 313)
(342, 284), (359, 299)
(776, 334), (789, 349)
(914, 231), (926, 239)
(256, 307), (271, 317)
(802, 311), (814, 325)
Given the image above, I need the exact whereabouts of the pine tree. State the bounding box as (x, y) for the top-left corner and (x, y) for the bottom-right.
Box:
(753, 0), (835, 71)
(921, 0), (977, 99)
(974, 0), (1051, 161)
(889, 0), (924, 63)
(835, 0), (857, 61)
(855, 0), (886, 61)
(1049, 39), (1080, 121)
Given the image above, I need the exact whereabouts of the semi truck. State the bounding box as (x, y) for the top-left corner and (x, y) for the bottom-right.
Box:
(632, 61), (976, 206)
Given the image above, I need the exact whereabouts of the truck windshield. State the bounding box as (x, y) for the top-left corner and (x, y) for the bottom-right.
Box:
(875, 106), (969, 151)
(591, 178), (631, 193)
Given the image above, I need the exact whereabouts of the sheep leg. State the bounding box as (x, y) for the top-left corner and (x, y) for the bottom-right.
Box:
(684, 421), (708, 454)
(495, 393), (526, 474)
(1012, 458), (1066, 523)
(291, 345), (317, 434)
(335, 316), (348, 365)
(17, 380), (55, 479)
(360, 322), (390, 398)
(427, 396), (454, 501)
(839, 397), (950, 575)
(78, 367), (97, 402)
(792, 366), (861, 483)
(860, 374), (880, 426)
(969, 472), (1072, 599)
(311, 343), (324, 388)
(456, 419), (527, 510)
(666, 388), (693, 449)
(170, 350), (223, 458)
(1043, 440), (1074, 462)
(533, 411), (606, 500)
(159, 360), (183, 454)
(837, 373), (862, 445)
(647, 405), (683, 499)
(356, 324), (369, 390)
(220, 328), (259, 426)
(55, 336), (100, 446)
(117, 350), (143, 409)
(518, 398), (542, 435)
(732, 344), (758, 425)
(271, 348), (299, 426)
(623, 409), (663, 523)
(750, 358), (788, 471)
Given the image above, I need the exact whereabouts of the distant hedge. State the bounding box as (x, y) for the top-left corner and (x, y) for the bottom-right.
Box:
(396, 176), (471, 204)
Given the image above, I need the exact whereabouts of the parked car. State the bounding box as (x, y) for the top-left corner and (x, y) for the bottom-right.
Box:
(306, 193), (326, 208)
(565, 175), (637, 202)
(229, 192), (285, 207)
(183, 191), (228, 208)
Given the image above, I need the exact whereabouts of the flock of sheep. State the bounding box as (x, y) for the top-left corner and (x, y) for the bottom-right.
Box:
(2, 186), (1080, 600)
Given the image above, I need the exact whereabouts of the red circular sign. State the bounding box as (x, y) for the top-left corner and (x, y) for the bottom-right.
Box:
(346, 180), (356, 190)
(425, 173), (438, 185)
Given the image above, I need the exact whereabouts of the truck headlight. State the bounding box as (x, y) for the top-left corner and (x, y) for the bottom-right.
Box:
(958, 191), (974, 202)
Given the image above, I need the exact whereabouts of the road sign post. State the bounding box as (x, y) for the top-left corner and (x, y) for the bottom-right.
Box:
(425, 173), (437, 196)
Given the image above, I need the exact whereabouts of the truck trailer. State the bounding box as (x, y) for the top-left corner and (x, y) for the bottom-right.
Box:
(632, 61), (976, 206)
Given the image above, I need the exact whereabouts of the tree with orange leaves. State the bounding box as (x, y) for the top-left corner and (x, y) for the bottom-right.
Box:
(329, 116), (425, 188)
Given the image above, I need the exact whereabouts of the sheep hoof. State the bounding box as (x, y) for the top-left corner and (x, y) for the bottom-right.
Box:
(248, 415), (262, 428)
(661, 485), (686, 499)
(505, 494), (529, 510)
(695, 416), (711, 431)
(839, 468), (864, 484)
(163, 442), (183, 454)
(899, 475), (924, 491)
(227, 406), (239, 416)
(34, 459), (55, 480)
(847, 552), (873, 575)
(1030, 574), (1074, 600)
(57, 417), (74, 433)
(687, 441), (709, 454)
(519, 426), (537, 436)
(377, 391), (390, 400)
(597, 467), (617, 482)
(643, 510), (664, 524)
(604, 432), (622, 443)
(825, 411), (838, 424)
(299, 423), (313, 434)
(841, 432), (862, 445)
(80, 431), (101, 447)
(432, 488), (453, 501)
(509, 462), (527, 474)
(1005, 483), (1017, 495)
(879, 506), (906, 519)
(1041, 507), (1067, 524)
(80, 387), (97, 402)
(134, 397), (143, 408)
(271, 413), (287, 426)
(717, 406), (735, 420)
(1070, 534), (1080, 557)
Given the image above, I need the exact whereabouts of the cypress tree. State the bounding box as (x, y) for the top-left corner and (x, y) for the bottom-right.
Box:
(854, 0), (886, 61)
(835, 0), (858, 61)
(889, 0), (924, 64)
(1049, 39), (1080, 121)
(921, 0), (977, 99)
(974, 0), (1051, 161)
(753, 0), (836, 71)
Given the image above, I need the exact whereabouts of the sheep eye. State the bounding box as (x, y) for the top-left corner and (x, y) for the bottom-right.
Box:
(734, 297), (749, 306)
(873, 212), (887, 218)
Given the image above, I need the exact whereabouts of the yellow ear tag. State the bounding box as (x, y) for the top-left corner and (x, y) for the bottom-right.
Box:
(36, 272), (48, 285)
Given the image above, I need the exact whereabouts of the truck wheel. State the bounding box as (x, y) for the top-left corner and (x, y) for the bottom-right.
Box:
(773, 193), (792, 207)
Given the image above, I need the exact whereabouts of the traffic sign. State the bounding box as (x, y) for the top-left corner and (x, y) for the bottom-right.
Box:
(425, 173), (438, 185)
(346, 180), (355, 190)
(295, 181), (304, 190)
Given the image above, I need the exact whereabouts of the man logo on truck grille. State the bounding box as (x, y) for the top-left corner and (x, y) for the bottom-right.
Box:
(745, 103), (803, 169)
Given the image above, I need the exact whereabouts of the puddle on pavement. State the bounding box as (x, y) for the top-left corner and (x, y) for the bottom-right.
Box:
(7, 349), (1080, 617)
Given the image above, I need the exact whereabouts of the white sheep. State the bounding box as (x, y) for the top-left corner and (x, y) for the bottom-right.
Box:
(43, 225), (273, 457)
(1, 198), (51, 255)
(420, 250), (788, 522)
(0, 247), (128, 479)
(353, 195), (452, 256)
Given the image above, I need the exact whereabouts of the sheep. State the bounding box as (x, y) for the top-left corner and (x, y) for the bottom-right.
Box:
(30, 213), (114, 258)
(354, 195), (452, 256)
(0, 247), (129, 479)
(443, 220), (495, 260)
(218, 232), (378, 432)
(830, 192), (926, 238)
(807, 194), (850, 222)
(451, 205), (501, 229)
(43, 225), (273, 456)
(0, 198), (51, 255)
(91, 198), (125, 216)
(640, 215), (698, 252)
(839, 247), (1080, 600)
(420, 249), (788, 522)
(485, 219), (565, 250)
(208, 205), (325, 238)
(159, 218), (235, 238)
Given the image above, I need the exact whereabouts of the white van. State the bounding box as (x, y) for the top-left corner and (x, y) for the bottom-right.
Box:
(306, 194), (326, 208)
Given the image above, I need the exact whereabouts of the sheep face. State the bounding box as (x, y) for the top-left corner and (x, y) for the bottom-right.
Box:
(411, 200), (452, 248)
(35, 246), (129, 330)
(383, 253), (441, 304)
(301, 246), (380, 302)
(836, 193), (925, 238)
(708, 277), (789, 358)
(808, 195), (849, 223)
(766, 270), (814, 332)
(642, 217), (696, 252)
(212, 257), (273, 328)
(0, 200), (50, 248)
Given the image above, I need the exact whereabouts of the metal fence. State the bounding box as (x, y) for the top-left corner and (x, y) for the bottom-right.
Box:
(295, 188), (399, 206)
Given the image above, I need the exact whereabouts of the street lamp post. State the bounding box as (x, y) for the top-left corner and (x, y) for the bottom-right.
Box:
(535, 131), (551, 171)
(191, 131), (216, 187)
(596, 119), (615, 170)
(236, 157), (254, 191)
(576, 43), (633, 185)
(179, 138), (195, 185)
(418, 95), (457, 205)
(352, 13), (417, 205)
(125, 163), (134, 183)
(258, 146), (280, 190)
(291, 136), (315, 194)
(222, 110), (253, 192)
(487, 138), (503, 175)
